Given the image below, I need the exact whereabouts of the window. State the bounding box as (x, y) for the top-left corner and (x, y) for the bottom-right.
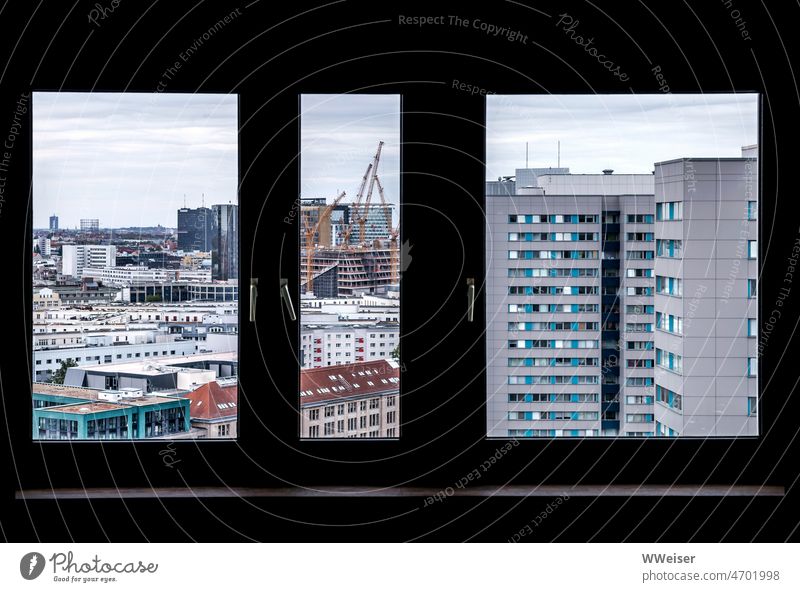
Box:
(748, 240), (757, 259)
(656, 385), (682, 410)
(299, 94), (400, 439)
(748, 318), (757, 337)
(748, 357), (758, 377)
(656, 348), (683, 375)
(748, 279), (757, 298)
(626, 214), (653, 223)
(748, 396), (758, 416)
(656, 238), (682, 258)
(656, 275), (682, 296)
(31, 92), (238, 442)
(747, 200), (757, 220)
(656, 201), (682, 221)
(309, 409), (319, 421)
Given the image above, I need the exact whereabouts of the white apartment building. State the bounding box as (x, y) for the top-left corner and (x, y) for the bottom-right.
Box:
(61, 244), (116, 277)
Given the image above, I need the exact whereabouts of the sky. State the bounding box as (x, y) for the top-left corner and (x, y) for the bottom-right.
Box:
(486, 94), (759, 179)
(300, 94), (400, 223)
(33, 92), (238, 229)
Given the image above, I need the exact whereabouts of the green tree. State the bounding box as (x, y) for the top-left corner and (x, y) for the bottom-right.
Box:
(390, 345), (400, 363)
(51, 358), (78, 384)
(145, 294), (163, 302)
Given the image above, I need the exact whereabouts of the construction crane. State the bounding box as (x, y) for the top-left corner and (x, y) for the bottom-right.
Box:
(344, 140), (383, 248)
(303, 190), (346, 293)
(374, 174), (399, 284)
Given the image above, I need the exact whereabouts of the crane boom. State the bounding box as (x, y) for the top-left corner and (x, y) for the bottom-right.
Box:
(303, 190), (346, 293)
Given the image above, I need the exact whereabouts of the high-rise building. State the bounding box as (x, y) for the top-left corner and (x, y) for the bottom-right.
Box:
(211, 203), (238, 281)
(80, 218), (99, 232)
(485, 149), (757, 438)
(36, 236), (51, 257)
(652, 154), (758, 437)
(301, 198), (350, 246)
(348, 203), (393, 246)
(49, 215), (59, 231)
(61, 244), (116, 278)
(177, 207), (213, 252)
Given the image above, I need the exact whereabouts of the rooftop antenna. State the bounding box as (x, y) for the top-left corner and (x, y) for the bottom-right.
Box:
(557, 141), (561, 168)
(201, 193), (205, 208)
(183, 194), (186, 208)
(525, 142), (529, 168)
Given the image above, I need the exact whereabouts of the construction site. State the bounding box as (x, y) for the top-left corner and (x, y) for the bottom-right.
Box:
(301, 141), (400, 298)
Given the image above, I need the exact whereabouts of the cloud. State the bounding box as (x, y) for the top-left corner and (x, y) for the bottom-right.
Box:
(33, 92), (237, 229)
(486, 93), (759, 178)
(300, 94), (400, 219)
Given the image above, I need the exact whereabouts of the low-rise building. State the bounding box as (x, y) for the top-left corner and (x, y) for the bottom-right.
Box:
(300, 359), (400, 438)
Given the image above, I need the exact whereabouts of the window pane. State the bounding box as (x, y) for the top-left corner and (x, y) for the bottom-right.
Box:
(32, 92), (239, 440)
(486, 94), (758, 438)
(299, 94), (401, 439)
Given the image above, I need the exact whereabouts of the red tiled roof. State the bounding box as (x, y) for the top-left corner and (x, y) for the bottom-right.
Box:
(300, 359), (399, 406)
(185, 381), (238, 420)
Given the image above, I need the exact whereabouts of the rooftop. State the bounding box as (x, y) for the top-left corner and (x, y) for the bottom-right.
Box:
(32, 382), (101, 400)
(300, 359), (400, 406)
(43, 401), (127, 415)
(90, 350), (237, 374)
(185, 381), (238, 421)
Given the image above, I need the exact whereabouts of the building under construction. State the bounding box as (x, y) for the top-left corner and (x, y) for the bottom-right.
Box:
(301, 246), (396, 297)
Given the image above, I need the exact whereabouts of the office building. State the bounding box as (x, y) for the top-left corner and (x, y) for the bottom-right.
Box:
(300, 359), (400, 438)
(211, 203), (239, 280)
(177, 207), (213, 252)
(347, 203), (393, 245)
(80, 218), (100, 232)
(301, 198), (350, 246)
(61, 244), (116, 278)
(49, 214), (59, 231)
(486, 149), (757, 438)
(32, 383), (191, 440)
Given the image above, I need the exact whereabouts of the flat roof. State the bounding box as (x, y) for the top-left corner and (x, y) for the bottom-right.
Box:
(44, 401), (126, 415)
(32, 383), (101, 400)
(89, 350), (238, 374)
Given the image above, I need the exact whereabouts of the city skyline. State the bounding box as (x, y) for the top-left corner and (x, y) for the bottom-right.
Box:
(487, 94), (758, 179)
(33, 92), (238, 229)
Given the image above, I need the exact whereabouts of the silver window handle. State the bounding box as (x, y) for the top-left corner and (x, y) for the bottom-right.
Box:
(280, 278), (296, 321)
(467, 278), (475, 322)
(249, 278), (258, 322)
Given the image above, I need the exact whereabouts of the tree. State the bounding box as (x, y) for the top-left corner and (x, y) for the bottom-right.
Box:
(145, 294), (163, 302)
(390, 345), (400, 363)
(51, 358), (78, 384)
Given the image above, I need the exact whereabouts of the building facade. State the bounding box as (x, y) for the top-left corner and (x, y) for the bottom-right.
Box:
(49, 214), (59, 230)
(80, 218), (100, 232)
(211, 203), (238, 281)
(61, 244), (117, 278)
(177, 207), (213, 252)
(300, 359), (400, 438)
(652, 157), (758, 437)
(486, 150), (757, 438)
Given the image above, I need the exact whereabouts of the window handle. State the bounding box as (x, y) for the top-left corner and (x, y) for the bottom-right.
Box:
(467, 278), (475, 322)
(280, 278), (296, 321)
(249, 278), (258, 322)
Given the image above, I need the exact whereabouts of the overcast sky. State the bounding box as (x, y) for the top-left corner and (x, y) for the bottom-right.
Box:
(33, 92), (238, 229)
(487, 94), (759, 179)
(301, 94), (400, 221)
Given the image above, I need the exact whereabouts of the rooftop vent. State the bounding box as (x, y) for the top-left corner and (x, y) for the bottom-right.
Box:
(602, 169), (614, 175)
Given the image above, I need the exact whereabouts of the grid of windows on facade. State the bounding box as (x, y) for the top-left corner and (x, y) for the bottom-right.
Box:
(37, 418), (78, 440)
(508, 214), (598, 223)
